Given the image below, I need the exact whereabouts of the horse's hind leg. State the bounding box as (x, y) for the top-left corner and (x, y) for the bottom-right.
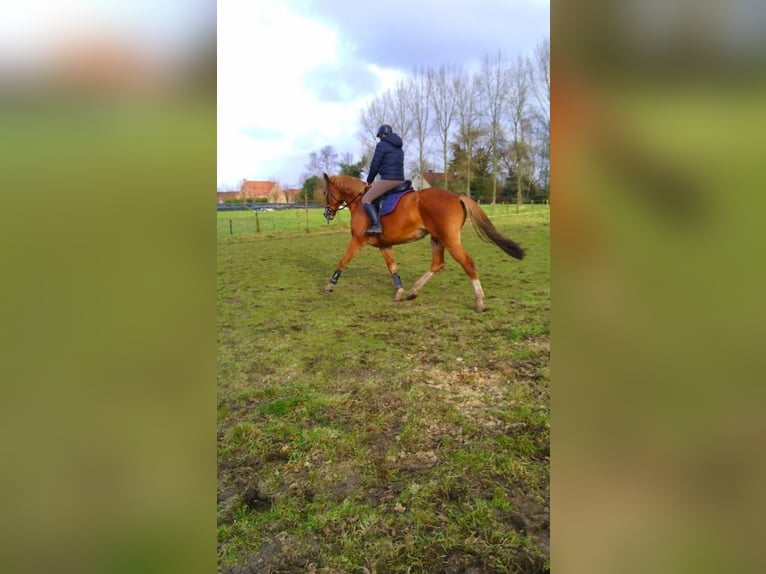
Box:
(379, 247), (405, 301)
(406, 237), (445, 301)
(442, 239), (485, 312)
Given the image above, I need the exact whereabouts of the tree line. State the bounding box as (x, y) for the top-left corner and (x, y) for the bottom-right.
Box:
(302, 38), (549, 207)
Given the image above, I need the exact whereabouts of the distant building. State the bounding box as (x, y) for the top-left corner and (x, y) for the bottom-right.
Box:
(216, 179), (287, 203)
(416, 170), (457, 190)
(216, 191), (240, 203)
(283, 188), (302, 204)
(240, 180), (286, 203)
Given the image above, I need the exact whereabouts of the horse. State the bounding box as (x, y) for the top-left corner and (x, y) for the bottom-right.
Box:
(321, 173), (525, 312)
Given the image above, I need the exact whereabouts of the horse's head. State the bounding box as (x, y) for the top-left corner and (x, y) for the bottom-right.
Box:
(322, 173), (360, 221)
(323, 173), (341, 220)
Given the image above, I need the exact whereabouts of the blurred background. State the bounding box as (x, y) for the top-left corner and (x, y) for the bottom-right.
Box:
(1, 1), (765, 573)
(0, 2), (216, 573)
(553, 1), (766, 573)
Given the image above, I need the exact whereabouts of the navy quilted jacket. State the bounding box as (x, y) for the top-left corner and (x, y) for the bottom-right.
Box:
(366, 133), (405, 183)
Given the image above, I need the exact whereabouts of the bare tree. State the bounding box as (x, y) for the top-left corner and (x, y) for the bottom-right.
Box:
(357, 82), (413, 179)
(383, 78), (413, 144)
(532, 38), (550, 124)
(454, 68), (484, 197)
(305, 145), (339, 177)
(318, 145), (339, 174)
(305, 151), (322, 176)
(531, 38), (550, 196)
(357, 97), (387, 166)
(477, 51), (511, 205)
(429, 64), (460, 189)
(351, 45), (547, 198)
(506, 56), (533, 212)
(408, 67), (432, 187)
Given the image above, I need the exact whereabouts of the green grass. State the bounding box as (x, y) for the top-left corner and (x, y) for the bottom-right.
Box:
(217, 205), (350, 239)
(217, 202), (549, 239)
(217, 207), (549, 573)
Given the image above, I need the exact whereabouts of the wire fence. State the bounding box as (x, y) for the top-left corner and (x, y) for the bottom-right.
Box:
(216, 202), (549, 239)
(217, 206), (349, 239)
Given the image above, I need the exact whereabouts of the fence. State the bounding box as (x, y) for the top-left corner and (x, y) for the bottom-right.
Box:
(217, 206), (350, 238)
(216, 202), (324, 212)
(216, 202), (549, 239)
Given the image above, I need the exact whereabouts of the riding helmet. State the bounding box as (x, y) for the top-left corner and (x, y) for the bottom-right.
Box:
(376, 124), (393, 138)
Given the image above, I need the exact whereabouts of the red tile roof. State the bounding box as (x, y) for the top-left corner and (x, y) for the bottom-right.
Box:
(240, 180), (277, 197)
(217, 191), (240, 202)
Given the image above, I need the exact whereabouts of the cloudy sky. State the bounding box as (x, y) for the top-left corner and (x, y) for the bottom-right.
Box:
(0, 1), (212, 71)
(218, 0), (549, 189)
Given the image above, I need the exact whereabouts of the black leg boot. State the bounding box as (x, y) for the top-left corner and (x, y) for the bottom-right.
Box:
(363, 202), (382, 235)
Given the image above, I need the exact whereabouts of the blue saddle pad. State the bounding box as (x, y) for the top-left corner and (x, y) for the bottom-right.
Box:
(377, 189), (414, 217)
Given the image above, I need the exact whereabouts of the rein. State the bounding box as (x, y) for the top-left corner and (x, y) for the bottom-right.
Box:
(326, 184), (364, 212)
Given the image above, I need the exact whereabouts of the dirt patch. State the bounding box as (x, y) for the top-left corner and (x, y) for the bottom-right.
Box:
(509, 493), (551, 564)
(217, 457), (277, 524)
(327, 470), (363, 501)
(241, 485), (273, 512)
(222, 532), (321, 574)
(442, 551), (484, 574)
(363, 481), (406, 507)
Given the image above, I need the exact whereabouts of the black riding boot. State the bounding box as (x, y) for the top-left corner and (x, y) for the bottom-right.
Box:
(363, 202), (382, 235)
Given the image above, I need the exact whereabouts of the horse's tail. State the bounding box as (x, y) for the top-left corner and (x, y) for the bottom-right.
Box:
(460, 196), (526, 260)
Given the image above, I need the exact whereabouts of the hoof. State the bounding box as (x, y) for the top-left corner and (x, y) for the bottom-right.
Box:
(406, 292), (418, 301)
(475, 304), (485, 312)
(393, 289), (405, 302)
(323, 285), (333, 293)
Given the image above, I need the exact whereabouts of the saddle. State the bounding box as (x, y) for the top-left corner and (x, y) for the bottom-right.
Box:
(372, 180), (414, 217)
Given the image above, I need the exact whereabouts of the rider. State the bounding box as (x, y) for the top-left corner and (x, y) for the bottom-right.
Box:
(362, 124), (405, 235)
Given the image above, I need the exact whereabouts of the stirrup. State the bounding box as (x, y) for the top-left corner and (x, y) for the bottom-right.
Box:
(365, 225), (382, 235)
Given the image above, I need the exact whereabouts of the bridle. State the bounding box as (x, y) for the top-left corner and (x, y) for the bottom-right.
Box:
(323, 181), (364, 220)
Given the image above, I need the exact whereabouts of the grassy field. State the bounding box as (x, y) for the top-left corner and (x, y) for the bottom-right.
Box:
(217, 206), (550, 573)
(217, 203), (549, 239)
(217, 206), (340, 238)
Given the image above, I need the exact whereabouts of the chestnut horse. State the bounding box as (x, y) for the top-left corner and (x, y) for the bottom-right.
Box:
(322, 173), (525, 312)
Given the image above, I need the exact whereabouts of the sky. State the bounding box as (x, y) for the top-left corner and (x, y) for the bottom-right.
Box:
(0, 1), (212, 70)
(217, 0), (549, 189)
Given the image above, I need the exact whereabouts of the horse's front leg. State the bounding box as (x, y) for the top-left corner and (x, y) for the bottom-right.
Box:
(379, 247), (405, 301)
(324, 238), (365, 293)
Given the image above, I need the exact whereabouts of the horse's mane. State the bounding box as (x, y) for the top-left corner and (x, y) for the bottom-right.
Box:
(331, 174), (364, 191)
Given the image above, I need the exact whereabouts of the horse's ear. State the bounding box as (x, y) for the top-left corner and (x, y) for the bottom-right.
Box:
(323, 173), (330, 182)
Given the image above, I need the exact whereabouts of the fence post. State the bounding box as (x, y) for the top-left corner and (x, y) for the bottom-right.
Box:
(255, 210), (260, 233)
(229, 219), (233, 235)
